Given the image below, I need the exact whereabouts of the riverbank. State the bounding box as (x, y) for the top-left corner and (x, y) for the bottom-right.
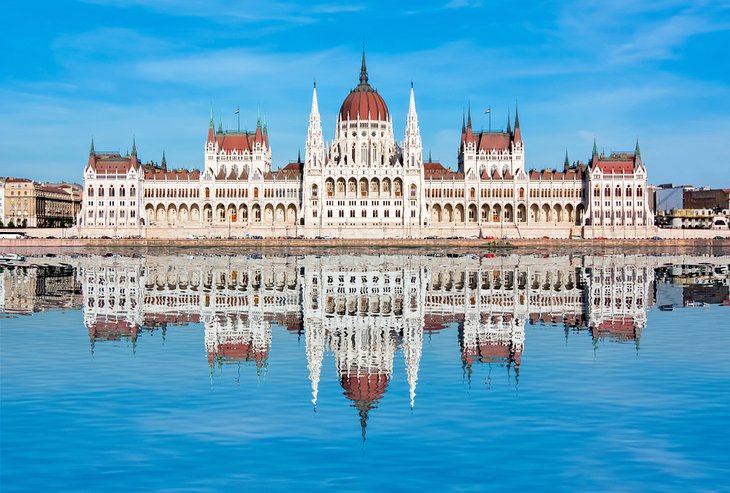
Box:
(1, 236), (729, 251)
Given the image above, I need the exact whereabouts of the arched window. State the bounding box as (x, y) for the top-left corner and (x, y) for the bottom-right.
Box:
(615, 186), (621, 197)
(88, 187), (94, 197)
(470, 187), (476, 199)
(312, 184), (318, 198)
(637, 187), (643, 197)
(604, 187), (610, 197)
(98, 187), (104, 197)
(109, 187), (115, 197)
(120, 187), (126, 197)
(519, 187), (525, 199)
(410, 184), (417, 199)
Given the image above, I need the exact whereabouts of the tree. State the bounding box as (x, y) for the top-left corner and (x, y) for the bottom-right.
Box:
(21, 219), (27, 227)
(8, 220), (15, 228)
(0, 220), (4, 228)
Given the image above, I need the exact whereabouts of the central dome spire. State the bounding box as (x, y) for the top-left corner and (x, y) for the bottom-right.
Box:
(338, 50), (389, 121)
(359, 48), (368, 85)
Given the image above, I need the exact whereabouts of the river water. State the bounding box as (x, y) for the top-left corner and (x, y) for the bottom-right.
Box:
(1, 251), (729, 492)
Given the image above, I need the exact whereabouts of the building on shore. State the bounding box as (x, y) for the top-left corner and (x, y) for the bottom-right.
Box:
(653, 184), (730, 229)
(3, 177), (82, 228)
(79, 53), (654, 239)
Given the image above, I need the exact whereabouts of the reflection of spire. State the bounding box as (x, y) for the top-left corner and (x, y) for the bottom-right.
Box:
(305, 321), (324, 409)
(402, 323), (423, 409)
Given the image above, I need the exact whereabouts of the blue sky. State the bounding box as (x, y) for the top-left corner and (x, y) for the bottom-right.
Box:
(1, 0), (729, 186)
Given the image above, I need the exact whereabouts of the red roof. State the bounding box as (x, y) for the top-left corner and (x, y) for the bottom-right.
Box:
(88, 153), (139, 174)
(475, 132), (511, 151)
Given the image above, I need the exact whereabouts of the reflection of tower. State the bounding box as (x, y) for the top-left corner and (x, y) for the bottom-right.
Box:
(302, 255), (426, 440)
(78, 255), (145, 351)
(459, 313), (524, 384)
(204, 314), (272, 372)
(584, 255), (652, 348)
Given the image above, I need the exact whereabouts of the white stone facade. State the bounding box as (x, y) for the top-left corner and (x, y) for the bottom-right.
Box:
(79, 54), (653, 239)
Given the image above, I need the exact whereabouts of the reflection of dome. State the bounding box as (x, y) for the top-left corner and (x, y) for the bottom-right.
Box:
(340, 372), (390, 442)
(338, 52), (389, 122)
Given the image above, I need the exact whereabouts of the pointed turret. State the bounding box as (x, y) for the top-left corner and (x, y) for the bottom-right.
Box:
(513, 103), (521, 142)
(207, 110), (215, 142)
(465, 103), (473, 142)
(359, 47), (368, 85)
(403, 82), (422, 168)
(161, 149), (167, 171)
(262, 115), (269, 147)
(217, 117), (223, 134)
(131, 137), (137, 157)
(89, 138), (95, 156)
(254, 114), (263, 144)
(305, 82), (325, 168)
(564, 149), (570, 171)
(506, 111), (511, 136)
(592, 138), (598, 158)
(428, 148), (432, 163)
(635, 138), (641, 158)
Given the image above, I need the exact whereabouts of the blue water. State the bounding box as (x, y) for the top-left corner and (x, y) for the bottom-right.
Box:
(1, 253), (729, 492)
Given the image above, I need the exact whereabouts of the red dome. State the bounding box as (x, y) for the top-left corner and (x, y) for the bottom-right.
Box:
(338, 51), (389, 122)
(339, 86), (389, 122)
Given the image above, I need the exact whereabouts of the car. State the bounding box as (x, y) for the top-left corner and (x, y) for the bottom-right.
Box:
(598, 237), (608, 241)
(483, 236), (495, 240)
(483, 253), (495, 258)
(69, 235), (79, 239)
(542, 236), (550, 239)
(100, 235), (112, 239)
(714, 236), (727, 240)
(651, 236), (662, 241)
(253, 235), (263, 240)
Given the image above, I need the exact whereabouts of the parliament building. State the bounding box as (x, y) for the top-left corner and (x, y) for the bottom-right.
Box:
(80, 53), (653, 239)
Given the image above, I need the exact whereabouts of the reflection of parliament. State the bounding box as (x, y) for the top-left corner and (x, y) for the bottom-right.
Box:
(80, 52), (654, 239)
(4, 253), (728, 435)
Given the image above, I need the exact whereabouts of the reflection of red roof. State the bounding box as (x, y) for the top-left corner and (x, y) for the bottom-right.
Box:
(88, 318), (139, 341)
(340, 373), (390, 403)
(461, 342), (522, 369)
(207, 343), (269, 367)
(592, 318), (638, 341)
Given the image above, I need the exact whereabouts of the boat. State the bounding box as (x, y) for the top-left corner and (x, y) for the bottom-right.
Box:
(0, 253), (25, 262)
(659, 304), (674, 311)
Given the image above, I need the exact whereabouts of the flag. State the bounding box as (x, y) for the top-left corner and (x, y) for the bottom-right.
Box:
(484, 107), (491, 114)
(234, 107), (240, 115)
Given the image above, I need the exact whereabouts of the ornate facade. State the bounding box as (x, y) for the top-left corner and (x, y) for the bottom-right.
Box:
(79, 53), (654, 238)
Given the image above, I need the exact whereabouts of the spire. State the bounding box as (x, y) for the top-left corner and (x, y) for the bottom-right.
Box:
(297, 148), (301, 163)
(513, 102), (522, 142)
(161, 149), (167, 170)
(209, 108), (214, 128)
(635, 138), (641, 158)
(564, 149), (570, 170)
(592, 138), (598, 158)
(131, 137), (137, 157)
(254, 113), (263, 144)
(217, 117), (223, 134)
(467, 102), (472, 129)
(461, 110), (466, 133)
(428, 148), (432, 163)
(359, 47), (369, 85)
(408, 83), (417, 116)
(506, 111), (511, 135)
(310, 82), (320, 115)
(89, 138), (95, 156)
